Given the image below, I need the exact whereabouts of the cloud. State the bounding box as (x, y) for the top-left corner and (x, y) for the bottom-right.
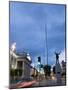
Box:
(10, 2), (65, 66)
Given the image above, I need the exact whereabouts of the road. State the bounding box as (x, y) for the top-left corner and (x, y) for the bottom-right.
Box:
(9, 78), (66, 89)
(32, 78), (66, 87)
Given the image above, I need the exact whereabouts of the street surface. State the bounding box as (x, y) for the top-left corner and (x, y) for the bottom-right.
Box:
(32, 78), (66, 87)
(10, 78), (66, 89)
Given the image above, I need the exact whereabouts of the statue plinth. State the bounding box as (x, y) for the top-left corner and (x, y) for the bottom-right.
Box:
(55, 52), (62, 85)
(56, 62), (62, 85)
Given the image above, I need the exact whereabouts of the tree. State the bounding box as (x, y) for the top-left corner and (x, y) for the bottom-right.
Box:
(43, 65), (51, 77)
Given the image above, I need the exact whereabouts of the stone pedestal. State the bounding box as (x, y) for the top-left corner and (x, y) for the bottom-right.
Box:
(55, 52), (62, 85)
(56, 63), (62, 85)
(56, 73), (62, 84)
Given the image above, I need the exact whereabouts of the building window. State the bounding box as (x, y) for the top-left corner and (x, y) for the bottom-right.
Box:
(17, 61), (23, 69)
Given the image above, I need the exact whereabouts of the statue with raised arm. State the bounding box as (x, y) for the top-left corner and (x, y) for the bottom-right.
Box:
(55, 52), (61, 60)
(54, 51), (62, 85)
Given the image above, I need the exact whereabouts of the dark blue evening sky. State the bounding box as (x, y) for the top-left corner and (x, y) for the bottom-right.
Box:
(9, 1), (65, 66)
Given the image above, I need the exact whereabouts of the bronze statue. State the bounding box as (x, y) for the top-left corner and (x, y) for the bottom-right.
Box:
(55, 52), (61, 60)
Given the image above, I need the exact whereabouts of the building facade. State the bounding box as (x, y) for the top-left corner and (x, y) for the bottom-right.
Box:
(10, 50), (32, 79)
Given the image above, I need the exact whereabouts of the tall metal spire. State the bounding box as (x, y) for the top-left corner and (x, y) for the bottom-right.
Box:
(45, 24), (48, 65)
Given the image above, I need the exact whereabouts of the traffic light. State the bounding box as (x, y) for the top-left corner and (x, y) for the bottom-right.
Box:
(41, 64), (43, 68)
(38, 64), (43, 68)
(38, 56), (41, 62)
